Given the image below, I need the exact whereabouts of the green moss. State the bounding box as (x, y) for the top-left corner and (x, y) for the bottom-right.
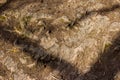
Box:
(0, 15), (6, 21)
(22, 16), (32, 26)
(104, 42), (112, 50)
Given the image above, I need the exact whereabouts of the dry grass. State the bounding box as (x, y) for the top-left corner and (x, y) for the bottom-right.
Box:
(0, 0), (120, 80)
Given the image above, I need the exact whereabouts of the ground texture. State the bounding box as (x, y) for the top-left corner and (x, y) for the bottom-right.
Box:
(0, 0), (120, 80)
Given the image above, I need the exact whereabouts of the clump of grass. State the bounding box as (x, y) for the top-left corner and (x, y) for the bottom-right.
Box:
(12, 16), (32, 37)
(14, 26), (33, 39)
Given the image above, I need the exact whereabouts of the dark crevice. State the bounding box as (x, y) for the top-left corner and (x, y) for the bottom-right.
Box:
(41, 0), (44, 3)
(0, 0), (14, 13)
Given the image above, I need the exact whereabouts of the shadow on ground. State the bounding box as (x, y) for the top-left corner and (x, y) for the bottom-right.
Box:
(81, 33), (120, 80)
(1, 24), (120, 80)
(0, 26), (81, 80)
(0, 2), (120, 80)
(68, 4), (120, 27)
(1, 22), (120, 80)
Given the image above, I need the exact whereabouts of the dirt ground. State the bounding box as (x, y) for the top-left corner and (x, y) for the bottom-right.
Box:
(0, 0), (120, 80)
